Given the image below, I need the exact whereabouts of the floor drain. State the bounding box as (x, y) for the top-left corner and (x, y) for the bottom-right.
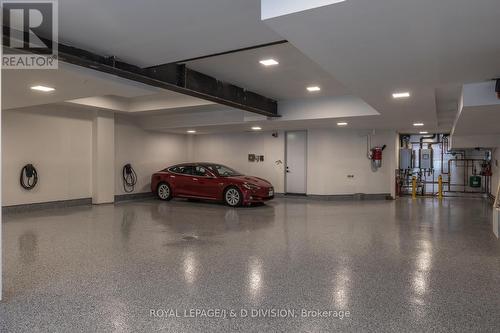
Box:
(182, 236), (198, 241)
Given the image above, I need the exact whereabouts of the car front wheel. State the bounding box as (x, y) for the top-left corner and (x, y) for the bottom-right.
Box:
(157, 183), (172, 201)
(224, 187), (242, 207)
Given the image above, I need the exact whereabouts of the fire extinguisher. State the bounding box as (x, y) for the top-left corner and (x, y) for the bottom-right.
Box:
(481, 162), (492, 176)
(370, 145), (387, 169)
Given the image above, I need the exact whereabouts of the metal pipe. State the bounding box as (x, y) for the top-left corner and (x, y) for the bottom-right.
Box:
(419, 134), (437, 149)
(438, 175), (443, 199)
(412, 177), (417, 199)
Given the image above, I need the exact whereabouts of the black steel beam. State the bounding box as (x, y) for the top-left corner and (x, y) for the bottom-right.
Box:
(2, 29), (279, 117)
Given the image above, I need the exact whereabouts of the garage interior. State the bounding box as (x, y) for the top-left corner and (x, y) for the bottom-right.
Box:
(1, 0), (500, 332)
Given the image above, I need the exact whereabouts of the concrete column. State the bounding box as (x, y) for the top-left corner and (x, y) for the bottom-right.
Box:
(92, 110), (115, 204)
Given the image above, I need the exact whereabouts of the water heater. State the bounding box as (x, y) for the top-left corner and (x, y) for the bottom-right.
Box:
(419, 149), (433, 169)
(399, 148), (413, 170)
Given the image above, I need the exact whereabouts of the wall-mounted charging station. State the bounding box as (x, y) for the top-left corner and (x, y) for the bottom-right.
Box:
(20, 164), (38, 190)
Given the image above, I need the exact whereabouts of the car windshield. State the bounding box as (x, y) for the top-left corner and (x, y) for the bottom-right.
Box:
(207, 164), (242, 177)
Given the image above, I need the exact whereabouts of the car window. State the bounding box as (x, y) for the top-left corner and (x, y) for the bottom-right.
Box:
(170, 165), (193, 175)
(168, 166), (179, 173)
(208, 164), (242, 177)
(180, 166), (194, 175)
(193, 166), (209, 177)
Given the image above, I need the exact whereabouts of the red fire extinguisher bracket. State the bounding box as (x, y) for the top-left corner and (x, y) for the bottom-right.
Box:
(370, 145), (386, 169)
(372, 147), (383, 161)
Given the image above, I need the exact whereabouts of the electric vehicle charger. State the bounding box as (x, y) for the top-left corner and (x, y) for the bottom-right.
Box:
(122, 164), (138, 193)
(20, 164), (38, 190)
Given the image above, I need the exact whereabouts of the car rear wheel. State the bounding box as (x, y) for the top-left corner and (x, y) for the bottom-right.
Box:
(224, 187), (242, 207)
(157, 183), (172, 201)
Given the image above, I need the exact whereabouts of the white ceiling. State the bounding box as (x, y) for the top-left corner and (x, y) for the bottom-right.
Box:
(186, 42), (349, 101)
(263, 0), (500, 132)
(453, 81), (500, 136)
(2, 58), (379, 134)
(69, 91), (215, 114)
(2, 62), (217, 113)
(2, 63), (160, 110)
(57, 0), (282, 67)
(136, 95), (379, 133)
(4, 0), (500, 137)
(150, 115), (385, 135)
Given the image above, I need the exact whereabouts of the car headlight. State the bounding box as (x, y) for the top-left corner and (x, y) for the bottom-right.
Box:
(243, 183), (260, 190)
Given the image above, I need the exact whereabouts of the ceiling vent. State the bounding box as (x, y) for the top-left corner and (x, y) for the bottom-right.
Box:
(496, 79), (500, 99)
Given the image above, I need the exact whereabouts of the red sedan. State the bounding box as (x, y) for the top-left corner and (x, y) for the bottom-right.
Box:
(151, 163), (274, 207)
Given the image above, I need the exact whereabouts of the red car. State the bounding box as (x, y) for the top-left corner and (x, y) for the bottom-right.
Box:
(151, 163), (274, 207)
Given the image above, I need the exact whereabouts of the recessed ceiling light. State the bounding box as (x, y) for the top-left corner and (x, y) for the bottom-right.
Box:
(31, 85), (55, 92)
(337, 122), (348, 126)
(413, 123), (424, 127)
(251, 126), (262, 131)
(259, 59), (279, 66)
(187, 130), (197, 134)
(307, 86), (321, 92)
(419, 131), (429, 134)
(393, 92), (410, 99)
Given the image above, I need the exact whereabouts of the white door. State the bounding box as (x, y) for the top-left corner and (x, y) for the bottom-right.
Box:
(286, 131), (307, 194)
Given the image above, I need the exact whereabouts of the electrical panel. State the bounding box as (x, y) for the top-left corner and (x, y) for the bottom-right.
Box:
(419, 149), (433, 169)
(248, 154), (264, 163)
(399, 148), (413, 169)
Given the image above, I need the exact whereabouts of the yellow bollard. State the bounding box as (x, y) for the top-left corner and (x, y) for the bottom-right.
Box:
(438, 175), (443, 199)
(412, 176), (417, 199)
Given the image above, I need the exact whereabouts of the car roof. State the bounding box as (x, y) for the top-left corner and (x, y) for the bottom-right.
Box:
(172, 162), (223, 167)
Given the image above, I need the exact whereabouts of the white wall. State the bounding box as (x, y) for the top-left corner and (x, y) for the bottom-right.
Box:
(192, 131), (286, 193)
(191, 129), (397, 196)
(307, 129), (397, 196)
(2, 107), (398, 205)
(2, 106), (93, 206)
(492, 148), (500, 199)
(114, 115), (189, 195)
(2, 108), (189, 205)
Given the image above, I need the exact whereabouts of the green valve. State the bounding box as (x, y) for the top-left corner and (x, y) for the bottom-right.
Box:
(469, 176), (481, 188)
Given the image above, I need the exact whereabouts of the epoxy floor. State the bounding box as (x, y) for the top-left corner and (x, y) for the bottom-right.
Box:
(1, 197), (500, 332)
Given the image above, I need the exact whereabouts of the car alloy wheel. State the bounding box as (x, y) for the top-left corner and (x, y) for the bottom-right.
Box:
(157, 183), (171, 201)
(225, 187), (242, 207)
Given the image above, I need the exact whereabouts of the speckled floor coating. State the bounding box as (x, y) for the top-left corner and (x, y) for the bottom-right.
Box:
(1, 197), (500, 332)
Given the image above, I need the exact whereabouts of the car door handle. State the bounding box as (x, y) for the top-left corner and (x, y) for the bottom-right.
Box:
(192, 178), (198, 181)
